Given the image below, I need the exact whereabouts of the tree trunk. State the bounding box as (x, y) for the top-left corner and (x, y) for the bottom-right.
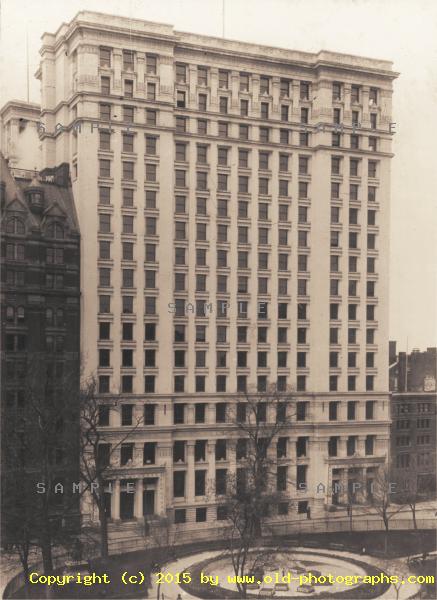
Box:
(98, 500), (109, 558)
(383, 515), (389, 556)
(40, 515), (54, 575)
(411, 505), (417, 529)
(41, 541), (53, 574)
(20, 559), (31, 598)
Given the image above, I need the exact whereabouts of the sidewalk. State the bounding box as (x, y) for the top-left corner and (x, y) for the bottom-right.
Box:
(149, 548), (421, 600)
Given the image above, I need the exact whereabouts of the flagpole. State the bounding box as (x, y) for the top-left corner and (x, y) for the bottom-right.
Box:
(26, 29), (30, 102)
(222, 0), (225, 37)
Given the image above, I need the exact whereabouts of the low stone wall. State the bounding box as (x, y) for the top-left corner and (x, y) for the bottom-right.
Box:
(107, 516), (436, 554)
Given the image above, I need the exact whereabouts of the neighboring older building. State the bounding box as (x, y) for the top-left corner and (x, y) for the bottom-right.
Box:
(36, 11), (397, 547)
(389, 342), (436, 393)
(389, 344), (436, 498)
(0, 100), (42, 170)
(0, 156), (81, 536)
(390, 392), (436, 496)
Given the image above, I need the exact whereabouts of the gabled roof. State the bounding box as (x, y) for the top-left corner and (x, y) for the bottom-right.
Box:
(0, 153), (79, 235)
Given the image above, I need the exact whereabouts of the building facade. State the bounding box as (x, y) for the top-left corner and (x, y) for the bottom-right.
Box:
(37, 11), (397, 545)
(390, 392), (436, 496)
(0, 156), (81, 533)
(0, 100), (42, 170)
(398, 347), (436, 393)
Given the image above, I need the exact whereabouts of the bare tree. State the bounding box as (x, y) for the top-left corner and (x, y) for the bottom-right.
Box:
(395, 462), (433, 530)
(343, 464), (367, 532)
(218, 383), (295, 598)
(381, 561), (404, 600)
(141, 516), (176, 600)
(367, 465), (406, 555)
(2, 352), (79, 575)
(79, 375), (143, 558)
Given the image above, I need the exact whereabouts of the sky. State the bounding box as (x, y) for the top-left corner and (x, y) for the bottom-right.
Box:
(1, 0), (436, 352)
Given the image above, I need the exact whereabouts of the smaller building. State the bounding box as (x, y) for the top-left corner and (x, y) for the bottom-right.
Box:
(1, 155), (81, 536)
(0, 101), (42, 170)
(390, 391), (436, 497)
(389, 341), (436, 393)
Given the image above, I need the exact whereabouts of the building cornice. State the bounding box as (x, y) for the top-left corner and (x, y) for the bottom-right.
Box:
(41, 10), (398, 82)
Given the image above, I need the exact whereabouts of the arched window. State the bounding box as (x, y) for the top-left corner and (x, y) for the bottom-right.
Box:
(6, 217), (25, 235)
(46, 221), (64, 239)
(6, 306), (15, 321)
(16, 307), (25, 321)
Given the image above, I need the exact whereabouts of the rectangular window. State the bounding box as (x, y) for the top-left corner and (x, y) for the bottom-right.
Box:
(122, 161), (134, 180)
(300, 81), (310, 100)
(198, 93), (207, 111)
(198, 66), (208, 85)
(122, 133), (134, 153)
(176, 90), (186, 108)
(332, 82), (342, 101)
(176, 63), (186, 83)
(218, 70), (229, 89)
(100, 47), (111, 67)
(99, 159), (111, 178)
(260, 76), (270, 95)
(124, 79), (133, 98)
(146, 54), (157, 74)
(146, 109), (157, 125)
(123, 106), (134, 123)
(145, 136), (157, 155)
(219, 96), (228, 114)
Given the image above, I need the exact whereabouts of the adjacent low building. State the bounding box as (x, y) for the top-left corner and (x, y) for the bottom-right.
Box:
(0, 156), (81, 533)
(389, 343), (436, 496)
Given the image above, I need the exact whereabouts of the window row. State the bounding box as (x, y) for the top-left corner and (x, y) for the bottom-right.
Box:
(98, 374), (308, 394)
(330, 256), (377, 273)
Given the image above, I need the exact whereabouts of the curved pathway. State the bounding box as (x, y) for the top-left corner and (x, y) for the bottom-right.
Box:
(149, 548), (421, 600)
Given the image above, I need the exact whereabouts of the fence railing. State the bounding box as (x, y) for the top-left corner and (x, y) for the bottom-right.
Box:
(3, 517), (436, 597)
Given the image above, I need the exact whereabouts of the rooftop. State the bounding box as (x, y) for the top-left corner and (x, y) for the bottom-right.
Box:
(41, 10), (397, 79)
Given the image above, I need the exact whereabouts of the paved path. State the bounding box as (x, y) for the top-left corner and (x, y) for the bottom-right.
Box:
(149, 548), (421, 600)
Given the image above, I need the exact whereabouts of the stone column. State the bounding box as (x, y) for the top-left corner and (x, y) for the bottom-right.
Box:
(110, 405), (120, 426)
(251, 75), (260, 114)
(207, 440), (216, 493)
(186, 441), (195, 502)
(230, 71), (239, 111)
(358, 435), (367, 457)
(158, 474), (166, 515)
(187, 404), (195, 425)
(188, 65), (198, 109)
(136, 52), (145, 96)
(209, 68), (219, 109)
(272, 76), (280, 117)
(112, 479), (120, 520)
(291, 81), (300, 119)
(228, 438), (237, 476)
(112, 50), (123, 94)
(134, 478), (144, 518)
(343, 83), (352, 120)
(207, 403), (216, 424)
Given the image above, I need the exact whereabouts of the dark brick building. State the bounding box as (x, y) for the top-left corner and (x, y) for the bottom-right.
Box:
(1, 156), (81, 545)
(389, 341), (436, 393)
(390, 391), (436, 496)
(389, 343), (436, 497)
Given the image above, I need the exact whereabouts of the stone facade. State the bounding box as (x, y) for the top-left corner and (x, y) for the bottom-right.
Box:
(36, 11), (397, 547)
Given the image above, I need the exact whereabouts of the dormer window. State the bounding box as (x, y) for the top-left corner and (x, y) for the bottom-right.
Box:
(26, 188), (44, 213)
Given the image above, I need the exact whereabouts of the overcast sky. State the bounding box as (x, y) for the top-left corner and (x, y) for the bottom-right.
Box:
(1, 0), (436, 352)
